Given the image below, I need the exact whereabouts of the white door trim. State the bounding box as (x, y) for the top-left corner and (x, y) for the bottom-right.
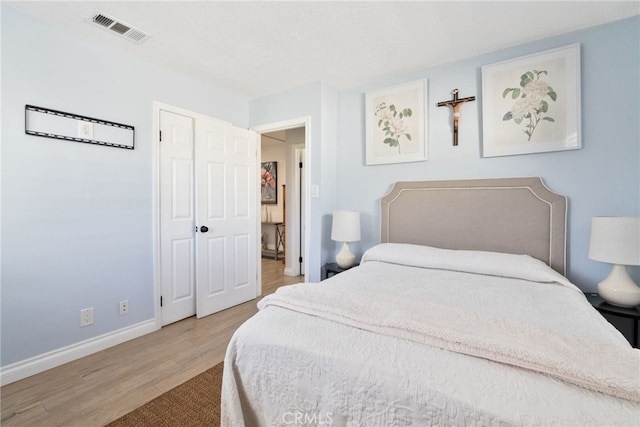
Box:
(152, 101), (165, 330)
(252, 117), (311, 280)
(291, 144), (305, 277)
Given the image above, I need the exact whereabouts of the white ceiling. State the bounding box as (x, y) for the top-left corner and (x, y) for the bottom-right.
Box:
(6, 1), (639, 98)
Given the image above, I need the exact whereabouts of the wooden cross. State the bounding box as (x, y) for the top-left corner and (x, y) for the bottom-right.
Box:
(437, 89), (476, 146)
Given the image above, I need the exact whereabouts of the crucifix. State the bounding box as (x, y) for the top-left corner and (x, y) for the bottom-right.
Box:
(437, 89), (476, 146)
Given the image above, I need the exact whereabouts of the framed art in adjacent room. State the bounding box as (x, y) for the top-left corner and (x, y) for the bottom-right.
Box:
(261, 161), (277, 204)
(365, 79), (427, 165)
(482, 44), (581, 157)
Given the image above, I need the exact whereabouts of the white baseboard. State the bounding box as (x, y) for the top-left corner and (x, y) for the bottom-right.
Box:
(0, 319), (159, 386)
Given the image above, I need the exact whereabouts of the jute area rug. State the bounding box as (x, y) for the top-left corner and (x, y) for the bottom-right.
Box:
(106, 362), (223, 427)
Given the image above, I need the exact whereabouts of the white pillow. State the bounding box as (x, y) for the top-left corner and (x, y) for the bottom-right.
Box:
(361, 243), (579, 292)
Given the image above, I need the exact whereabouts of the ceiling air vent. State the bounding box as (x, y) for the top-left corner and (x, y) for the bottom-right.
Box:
(88, 12), (151, 44)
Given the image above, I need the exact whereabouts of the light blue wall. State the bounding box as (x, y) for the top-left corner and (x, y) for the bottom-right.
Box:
(336, 17), (640, 291)
(1, 5), (250, 366)
(250, 82), (339, 282)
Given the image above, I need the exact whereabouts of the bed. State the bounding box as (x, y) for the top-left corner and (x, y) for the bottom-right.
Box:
(222, 177), (640, 426)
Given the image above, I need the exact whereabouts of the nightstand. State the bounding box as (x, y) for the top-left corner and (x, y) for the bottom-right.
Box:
(585, 293), (640, 348)
(322, 262), (359, 280)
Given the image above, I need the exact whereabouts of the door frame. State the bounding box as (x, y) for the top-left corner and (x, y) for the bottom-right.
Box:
(292, 144), (305, 276)
(253, 117), (311, 281)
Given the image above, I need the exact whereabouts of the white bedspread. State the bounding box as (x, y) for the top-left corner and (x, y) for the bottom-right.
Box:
(222, 244), (640, 426)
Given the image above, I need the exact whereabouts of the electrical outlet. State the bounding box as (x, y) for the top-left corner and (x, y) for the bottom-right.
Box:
(119, 300), (129, 316)
(80, 307), (94, 327)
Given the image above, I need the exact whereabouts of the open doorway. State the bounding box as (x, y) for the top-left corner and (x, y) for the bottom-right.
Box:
(254, 117), (310, 293)
(260, 127), (306, 283)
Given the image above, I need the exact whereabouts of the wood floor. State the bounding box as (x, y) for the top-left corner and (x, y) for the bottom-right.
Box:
(0, 259), (303, 427)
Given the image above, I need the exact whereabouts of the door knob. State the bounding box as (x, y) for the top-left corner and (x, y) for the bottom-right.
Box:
(200, 226), (209, 233)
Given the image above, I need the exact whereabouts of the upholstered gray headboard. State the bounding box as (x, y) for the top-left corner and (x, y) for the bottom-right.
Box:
(380, 177), (567, 275)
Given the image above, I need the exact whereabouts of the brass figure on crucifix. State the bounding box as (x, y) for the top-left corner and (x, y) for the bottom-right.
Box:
(437, 89), (475, 146)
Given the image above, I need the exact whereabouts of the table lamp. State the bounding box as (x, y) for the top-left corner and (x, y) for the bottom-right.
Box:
(589, 216), (640, 307)
(331, 210), (361, 268)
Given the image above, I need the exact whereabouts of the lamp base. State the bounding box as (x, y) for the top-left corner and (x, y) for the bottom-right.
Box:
(336, 241), (355, 268)
(597, 264), (640, 307)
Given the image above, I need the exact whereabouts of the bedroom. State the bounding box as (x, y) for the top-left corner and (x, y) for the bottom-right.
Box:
(2, 1), (639, 425)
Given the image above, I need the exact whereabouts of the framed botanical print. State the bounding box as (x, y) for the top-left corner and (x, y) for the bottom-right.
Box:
(482, 44), (581, 157)
(365, 79), (428, 165)
(261, 161), (277, 204)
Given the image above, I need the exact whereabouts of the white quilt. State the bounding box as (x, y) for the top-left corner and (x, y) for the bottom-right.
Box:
(222, 244), (640, 426)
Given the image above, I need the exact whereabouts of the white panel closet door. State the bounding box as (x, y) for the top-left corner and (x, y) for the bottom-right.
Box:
(195, 116), (258, 318)
(159, 110), (196, 326)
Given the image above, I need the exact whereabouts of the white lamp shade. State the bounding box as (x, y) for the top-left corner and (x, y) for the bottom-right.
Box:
(331, 210), (361, 242)
(589, 216), (640, 266)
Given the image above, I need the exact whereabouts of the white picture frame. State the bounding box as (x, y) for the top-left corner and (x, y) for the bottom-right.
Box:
(365, 79), (427, 165)
(482, 44), (581, 157)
